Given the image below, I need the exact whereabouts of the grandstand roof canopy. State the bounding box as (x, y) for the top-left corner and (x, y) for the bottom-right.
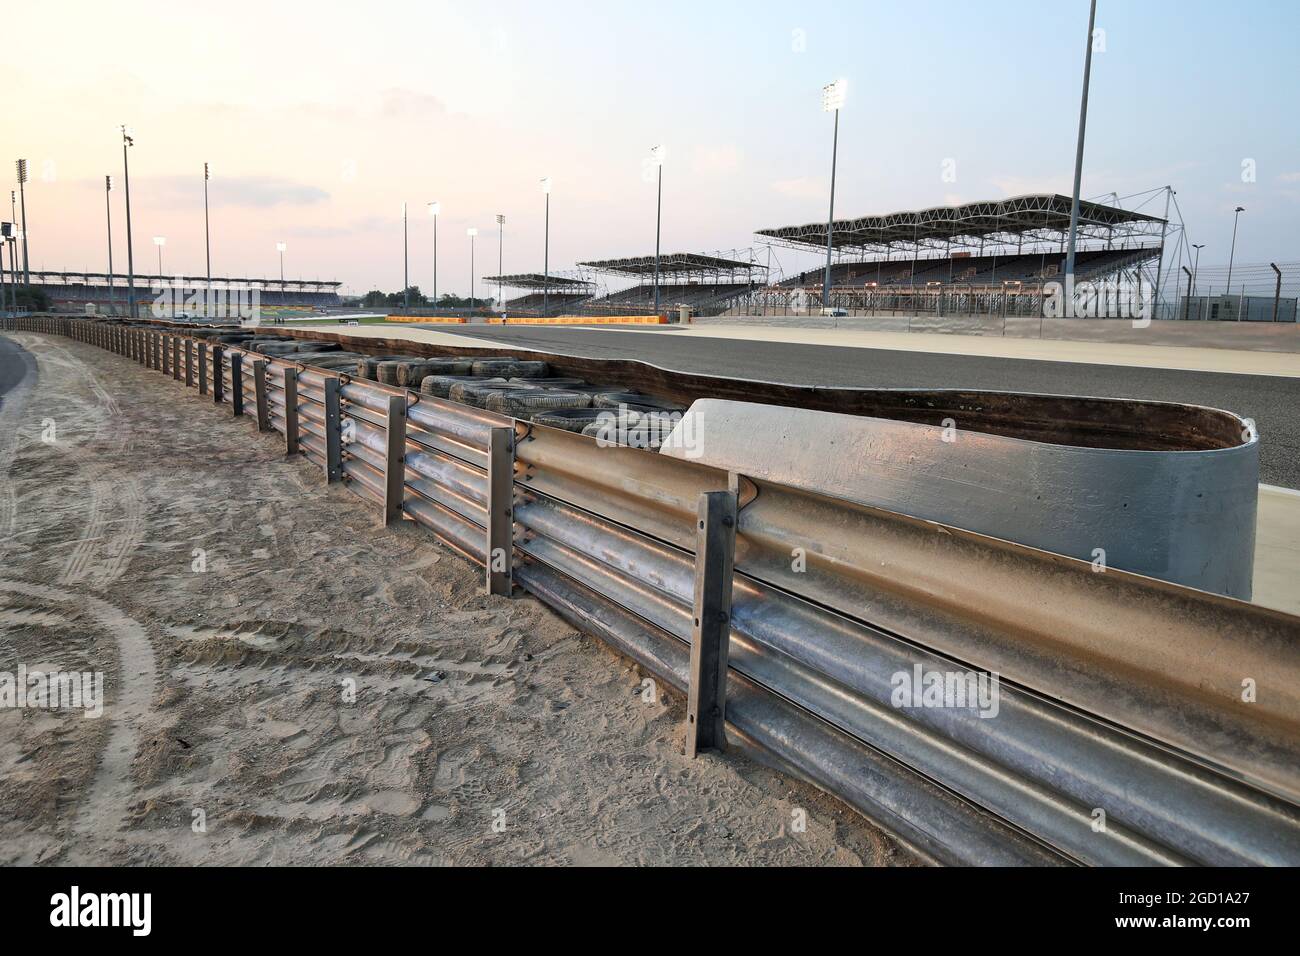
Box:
(25, 269), (341, 291)
(483, 273), (593, 290)
(579, 252), (767, 279)
(756, 194), (1167, 255)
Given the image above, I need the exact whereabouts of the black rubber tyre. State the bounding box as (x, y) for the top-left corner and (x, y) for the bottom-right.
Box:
(449, 381), (536, 408)
(470, 359), (549, 378)
(581, 412), (674, 449)
(376, 360), (420, 385)
(355, 354), (412, 380)
(590, 390), (684, 414)
(398, 358), (474, 387)
(506, 376), (588, 389)
(485, 389), (592, 417)
(420, 375), (506, 398)
(530, 406), (627, 432)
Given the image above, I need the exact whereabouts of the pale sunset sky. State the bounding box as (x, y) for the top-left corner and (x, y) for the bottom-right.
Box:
(2, 0), (1297, 296)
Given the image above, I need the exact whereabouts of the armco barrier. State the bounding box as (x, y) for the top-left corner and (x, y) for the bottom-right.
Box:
(7, 314), (1300, 867)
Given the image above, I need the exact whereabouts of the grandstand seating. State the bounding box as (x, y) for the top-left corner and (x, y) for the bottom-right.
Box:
(779, 248), (1156, 290)
(585, 283), (752, 315)
(504, 292), (593, 312)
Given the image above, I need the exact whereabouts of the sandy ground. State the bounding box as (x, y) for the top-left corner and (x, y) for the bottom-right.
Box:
(0, 332), (911, 867)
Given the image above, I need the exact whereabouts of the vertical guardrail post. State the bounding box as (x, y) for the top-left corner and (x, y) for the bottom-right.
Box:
(211, 345), (224, 403)
(230, 352), (244, 417)
(686, 489), (738, 758)
(198, 342), (208, 395)
(253, 359), (270, 432)
(283, 367), (300, 455)
(162, 334), (171, 376)
(172, 335), (181, 381)
(323, 376), (342, 482)
(184, 339), (194, 387)
(144, 331), (153, 369)
(382, 393), (408, 526)
(485, 425), (515, 597)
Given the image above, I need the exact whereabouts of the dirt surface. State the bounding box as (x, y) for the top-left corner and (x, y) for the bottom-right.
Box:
(0, 331), (912, 867)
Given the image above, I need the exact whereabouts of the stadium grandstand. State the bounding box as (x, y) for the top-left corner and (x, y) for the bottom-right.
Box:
(578, 251), (767, 316)
(17, 270), (342, 315)
(748, 193), (1169, 317)
(483, 272), (595, 314)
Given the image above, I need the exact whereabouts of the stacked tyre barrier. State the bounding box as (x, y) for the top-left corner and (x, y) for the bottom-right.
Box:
(8, 314), (1300, 867)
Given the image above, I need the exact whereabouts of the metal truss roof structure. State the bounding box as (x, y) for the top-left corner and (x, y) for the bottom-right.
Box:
(482, 272), (594, 292)
(578, 251), (767, 284)
(24, 270), (341, 292)
(756, 194), (1166, 257)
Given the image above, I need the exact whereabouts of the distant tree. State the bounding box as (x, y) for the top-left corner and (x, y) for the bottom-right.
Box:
(383, 286), (428, 308)
(434, 292), (492, 309)
(361, 289), (386, 307)
(12, 285), (50, 311)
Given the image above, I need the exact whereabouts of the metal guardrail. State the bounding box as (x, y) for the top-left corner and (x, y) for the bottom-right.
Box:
(7, 313), (1300, 867)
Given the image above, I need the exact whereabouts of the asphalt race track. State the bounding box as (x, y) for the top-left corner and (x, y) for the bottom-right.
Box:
(0, 336), (34, 407)
(446, 325), (1300, 489)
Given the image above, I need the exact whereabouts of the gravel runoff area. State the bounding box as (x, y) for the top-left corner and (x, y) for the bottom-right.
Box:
(0, 332), (912, 866)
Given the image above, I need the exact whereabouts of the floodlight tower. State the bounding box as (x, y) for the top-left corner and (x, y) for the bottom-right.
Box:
(650, 145), (664, 312)
(121, 126), (137, 318)
(204, 162), (212, 306)
(15, 159), (30, 285)
(467, 227), (478, 308)
(820, 79), (846, 308)
(540, 177), (552, 315)
(1064, 0), (1098, 289)
(105, 176), (115, 312)
(277, 242), (287, 283)
(402, 202), (410, 309)
(427, 202), (440, 305)
(496, 214), (505, 312)
(153, 236), (166, 280)
(1226, 207), (1245, 298)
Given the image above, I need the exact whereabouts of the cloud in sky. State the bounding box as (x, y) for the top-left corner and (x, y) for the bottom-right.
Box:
(144, 175), (329, 209)
(771, 177), (826, 200)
